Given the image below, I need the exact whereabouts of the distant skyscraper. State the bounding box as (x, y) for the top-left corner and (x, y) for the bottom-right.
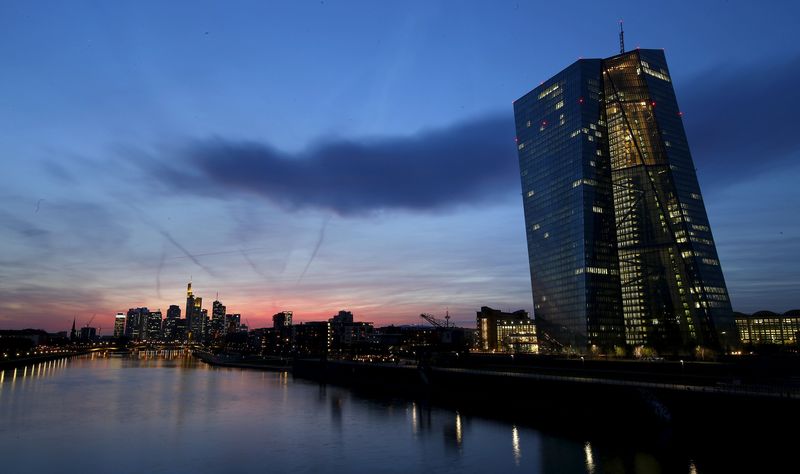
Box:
(211, 299), (226, 339)
(167, 305), (181, 320)
(184, 280), (204, 342)
(514, 48), (736, 354)
(145, 310), (163, 341)
(113, 313), (126, 338)
(225, 313), (241, 334)
(185, 281), (195, 336)
(164, 305), (182, 341)
(198, 308), (209, 340)
(125, 308), (150, 341)
(273, 311), (293, 328)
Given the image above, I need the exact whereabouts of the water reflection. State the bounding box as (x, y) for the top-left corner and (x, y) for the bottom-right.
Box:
(584, 441), (595, 474)
(512, 425), (521, 465)
(0, 355), (761, 473)
(455, 411), (463, 447)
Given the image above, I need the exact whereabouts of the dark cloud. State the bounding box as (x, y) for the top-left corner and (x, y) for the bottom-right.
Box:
(681, 54), (800, 188)
(144, 115), (519, 215)
(135, 55), (799, 214)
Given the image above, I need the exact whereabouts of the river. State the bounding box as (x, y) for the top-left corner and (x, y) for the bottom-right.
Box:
(0, 354), (779, 473)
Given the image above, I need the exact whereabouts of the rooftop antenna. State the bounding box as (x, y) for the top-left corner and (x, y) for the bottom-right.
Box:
(619, 19), (625, 54)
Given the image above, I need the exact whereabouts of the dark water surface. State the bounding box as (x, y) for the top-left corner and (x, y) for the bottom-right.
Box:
(0, 355), (738, 473)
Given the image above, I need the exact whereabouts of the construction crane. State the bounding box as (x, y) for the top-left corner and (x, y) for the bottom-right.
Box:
(419, 311), (451, 328)
(84, 314), (96, 328)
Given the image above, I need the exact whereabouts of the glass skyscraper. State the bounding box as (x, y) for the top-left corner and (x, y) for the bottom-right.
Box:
(514, 49), (736, 354)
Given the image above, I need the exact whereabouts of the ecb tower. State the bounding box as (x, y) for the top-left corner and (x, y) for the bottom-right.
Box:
(513, 48), (736, 354)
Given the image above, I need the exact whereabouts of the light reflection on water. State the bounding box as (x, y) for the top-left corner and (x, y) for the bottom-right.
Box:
(0, 356), (728, 473)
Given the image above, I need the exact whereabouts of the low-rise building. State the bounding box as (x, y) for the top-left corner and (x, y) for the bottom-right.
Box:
(476, 306), (538, 353)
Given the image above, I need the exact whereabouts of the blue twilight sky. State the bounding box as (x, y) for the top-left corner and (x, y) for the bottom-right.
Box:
(1, 0), (799, 332)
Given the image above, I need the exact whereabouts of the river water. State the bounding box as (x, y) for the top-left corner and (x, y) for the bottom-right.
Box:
(0, 354), (767, 473)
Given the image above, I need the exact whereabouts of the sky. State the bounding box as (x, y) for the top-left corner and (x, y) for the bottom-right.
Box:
(1, 0), (799, 332)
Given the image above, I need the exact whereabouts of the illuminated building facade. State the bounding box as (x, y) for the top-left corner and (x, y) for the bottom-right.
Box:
(514, 49), (736, 354)
(735, 310), (800, 347)
(163, 305), (181, 341)
(125, 307), (149, 340)
(211, 299), (226, 339)
(145, 310), (162, 341)
(476, 306), (538, 353)
(113, 312), (126, 338)
(185, 282), (195, 339)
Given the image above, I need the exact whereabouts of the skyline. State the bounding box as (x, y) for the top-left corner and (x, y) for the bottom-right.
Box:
(2, 1), (800, 332)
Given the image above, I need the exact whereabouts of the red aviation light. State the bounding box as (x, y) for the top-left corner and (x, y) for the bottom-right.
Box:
(678, 111), (684, 117)
(541, 120), (548, 126)
(514, 137), (518, 143)
(651, 101), (656, 107)
(578, 97), (585, 104)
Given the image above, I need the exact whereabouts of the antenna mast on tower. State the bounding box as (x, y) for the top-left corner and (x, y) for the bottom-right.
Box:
(619, 20), (625, 54)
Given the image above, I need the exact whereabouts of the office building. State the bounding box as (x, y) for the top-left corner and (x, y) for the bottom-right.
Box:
(476, 306), (538, 353)
(164, 305), (182, 341)
(145, 310), (162, 341)
(113, 313), (126, 338)
(735, 310), (800, 347)
(225, 313), (241, 334)
(513, 48), (736, 354)
(273, 311), (293, 328)
(125, 307), (149, 341)
(211, 299), (226, 339)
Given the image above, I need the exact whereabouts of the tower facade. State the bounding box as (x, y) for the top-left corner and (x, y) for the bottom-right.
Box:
(514, 49), (736, 354)
(185, 282), (195, 335)
(113, 312), (126, 338)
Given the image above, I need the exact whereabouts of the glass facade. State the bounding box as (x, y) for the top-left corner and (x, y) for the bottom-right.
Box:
(514, 50), (736, 354)
(514, 60), (624, 351)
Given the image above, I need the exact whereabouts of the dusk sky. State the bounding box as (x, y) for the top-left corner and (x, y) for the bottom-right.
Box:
(1, 0), (798, 332)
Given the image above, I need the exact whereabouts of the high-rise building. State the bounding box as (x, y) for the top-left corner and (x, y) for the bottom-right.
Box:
(185, 281), (204, 341)
(144, 310), (162, 341)
(198, 308), (208, 341)
(225, 313), (241, 334)
(514, 48), (736, 354)
(125, 308), (150, 341)
(185, 282), (195, 336)
(113, 313), (126, 338)
(273, 311), (293, 328)
(164, 305), (182, 341)
(211, 299), (227, 339)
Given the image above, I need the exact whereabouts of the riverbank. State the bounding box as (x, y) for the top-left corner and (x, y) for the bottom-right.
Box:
(0, 351), (82, 370)
(194, 351), (292, 372)
(191, 352), (800, 428)
(294, 358), (800, 427)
